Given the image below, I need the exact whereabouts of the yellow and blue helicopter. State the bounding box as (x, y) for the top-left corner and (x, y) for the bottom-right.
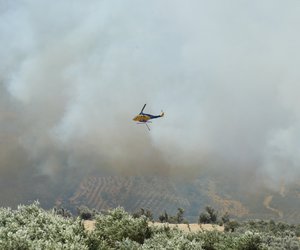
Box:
(133, 104), (164, 131)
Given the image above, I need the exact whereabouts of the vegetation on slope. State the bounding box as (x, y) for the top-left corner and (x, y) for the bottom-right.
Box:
(0, 202), (300, 249)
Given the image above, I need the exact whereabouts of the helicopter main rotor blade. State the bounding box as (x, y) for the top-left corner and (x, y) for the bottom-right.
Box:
(140, 104), (146, 114)
(145, 123), (150, 131)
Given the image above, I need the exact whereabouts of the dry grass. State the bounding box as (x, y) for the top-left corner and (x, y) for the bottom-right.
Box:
(150, 222), (224, 232)
(84, 220), (95, 231)
(83, 220), (224, 233)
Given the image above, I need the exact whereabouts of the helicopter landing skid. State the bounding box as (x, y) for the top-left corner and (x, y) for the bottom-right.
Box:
(136, 122), (151, 131)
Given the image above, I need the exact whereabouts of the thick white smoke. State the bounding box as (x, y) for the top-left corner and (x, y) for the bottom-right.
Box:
(1, 0), (300, 205)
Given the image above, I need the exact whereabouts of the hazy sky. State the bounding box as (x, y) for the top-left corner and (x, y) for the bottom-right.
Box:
(1, 0), (300, 204)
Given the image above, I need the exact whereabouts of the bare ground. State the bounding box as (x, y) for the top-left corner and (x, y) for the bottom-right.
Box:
(83, 220), (224, 233)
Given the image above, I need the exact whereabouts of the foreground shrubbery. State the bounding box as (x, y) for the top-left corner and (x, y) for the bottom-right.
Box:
(0, 203), (299, 249)
(0, 202), (88, 249)
(89, 207), (152, 249)
(232, 220), (300, 250)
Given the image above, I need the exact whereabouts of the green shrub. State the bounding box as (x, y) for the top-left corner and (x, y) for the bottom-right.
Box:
(142, 229), (203, 250)
(188, 230), (266, 250)
(92, 207), (151, 248)
(0, 202), (88, 250)
(234, 231), (263, 250)
(115, 238), (140, 250)
(0, 202), (299, 250)
(224, 220), (240, 232)
(227, 220), (300, 250)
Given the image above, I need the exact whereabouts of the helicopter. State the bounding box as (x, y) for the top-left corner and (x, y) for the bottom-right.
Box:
(133, 104), (164, 131)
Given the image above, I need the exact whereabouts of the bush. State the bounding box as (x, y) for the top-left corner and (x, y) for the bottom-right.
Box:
(224, 220), (240, 232)
(0, 201), (88, 249)
(235, 231), (262, 250)
(190, 230), (265, 250)
(227, 220), (300, 250)
(0, 202), (299, 250)
(142, 229), (203, 250)
(92, 207), (152, 248)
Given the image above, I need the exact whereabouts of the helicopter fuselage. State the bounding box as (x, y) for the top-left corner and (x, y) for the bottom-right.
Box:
(133, 114), (151, 122)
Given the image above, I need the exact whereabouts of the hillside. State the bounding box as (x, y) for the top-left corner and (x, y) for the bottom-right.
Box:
(59, 175), (300, 223)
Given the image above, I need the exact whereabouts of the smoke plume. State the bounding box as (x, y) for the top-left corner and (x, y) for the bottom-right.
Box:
(1, 0), (300, 206)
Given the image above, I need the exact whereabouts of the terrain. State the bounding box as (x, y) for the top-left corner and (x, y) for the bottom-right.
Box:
(58, 174), (300, 223)
(2, 202), (300, 249)
(84, 220), (224, 233)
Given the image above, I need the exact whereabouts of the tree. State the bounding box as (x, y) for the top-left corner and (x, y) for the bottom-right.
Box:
(198, 206), (218, 224)
(176, 208), (185, 223)
(77, 205), (97, 220)
(132, 208), (153, 221)
(199, 212), (210, 224)
(159, 210), (169, 223)
(53, 206), (72, 218)
(221, 212), (230, 224)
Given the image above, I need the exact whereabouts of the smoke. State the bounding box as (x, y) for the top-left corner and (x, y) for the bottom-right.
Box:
(1, 0), (300, 206)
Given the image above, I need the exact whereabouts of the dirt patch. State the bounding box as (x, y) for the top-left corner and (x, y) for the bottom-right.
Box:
(84, 220), (95, 231)
(150, 222), (224, 233)
(83, 220), (224, 233)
